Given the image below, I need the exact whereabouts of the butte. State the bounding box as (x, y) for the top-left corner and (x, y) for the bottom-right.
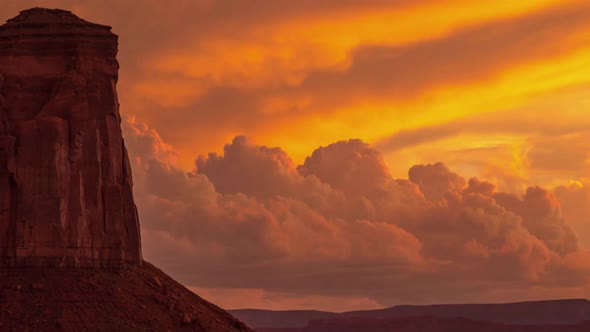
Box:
(0, 7), (252, 332)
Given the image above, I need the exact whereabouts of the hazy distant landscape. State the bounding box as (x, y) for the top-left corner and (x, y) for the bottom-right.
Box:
(233, 299), (590, 331)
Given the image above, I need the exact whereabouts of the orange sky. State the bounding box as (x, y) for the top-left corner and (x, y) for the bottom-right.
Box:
(2, 0), (590, 312)
(3, 1), (589, 186)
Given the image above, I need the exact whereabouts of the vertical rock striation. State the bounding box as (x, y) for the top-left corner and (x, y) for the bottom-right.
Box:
(0, 9), (252, 331)
(0, 8), (142, 268)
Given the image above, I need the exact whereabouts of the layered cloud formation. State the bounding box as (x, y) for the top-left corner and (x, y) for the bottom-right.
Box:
(4, 0), (589, 171)
(124, 117), (590, 310)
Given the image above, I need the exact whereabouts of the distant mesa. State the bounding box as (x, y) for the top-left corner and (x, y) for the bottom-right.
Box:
(232, 299), (590, 331)
(255, 316), (590, 332)
(0, 7), (252, 331)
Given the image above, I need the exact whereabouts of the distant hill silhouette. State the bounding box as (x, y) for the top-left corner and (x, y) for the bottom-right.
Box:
(257, 316), (590, 332)
(231, 310), (336, 329)
(231, 299), (590, 329)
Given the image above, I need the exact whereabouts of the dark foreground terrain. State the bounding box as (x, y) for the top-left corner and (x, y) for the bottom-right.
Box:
(257, 316), (590, 332)
(0, 262), (251, 331)
(232, 299), (590, 331)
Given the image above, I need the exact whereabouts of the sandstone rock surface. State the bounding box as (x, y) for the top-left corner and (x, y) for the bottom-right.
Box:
(0, 8), (141, 267)
(0, 262), (253, 331)
(0, 8), (253, 331)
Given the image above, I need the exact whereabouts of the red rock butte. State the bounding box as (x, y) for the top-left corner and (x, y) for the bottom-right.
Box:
(0, 9), (252, 331)
(0, 8), (142, 268)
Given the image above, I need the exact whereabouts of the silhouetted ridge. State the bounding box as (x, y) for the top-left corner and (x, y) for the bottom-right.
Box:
(231, 299), (590, 329)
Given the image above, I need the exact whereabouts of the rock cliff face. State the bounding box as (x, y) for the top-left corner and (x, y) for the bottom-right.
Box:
(0, 8), (141, 268)
(0, 9), (252, 331)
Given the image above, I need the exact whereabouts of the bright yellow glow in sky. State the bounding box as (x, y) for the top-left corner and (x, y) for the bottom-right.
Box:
(3, 0), (587, 190)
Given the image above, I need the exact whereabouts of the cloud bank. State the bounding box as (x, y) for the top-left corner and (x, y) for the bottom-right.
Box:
(124, 117), (590, 310)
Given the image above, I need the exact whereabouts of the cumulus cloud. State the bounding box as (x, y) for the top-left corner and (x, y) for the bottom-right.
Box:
(297, 139), (393, 197)
(496, 187), (579, 254)
(122, 118), (590, 309)
(195, 135), (301, 198)
(555, 182), (590, 247)
(408, 162), (466, 201)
